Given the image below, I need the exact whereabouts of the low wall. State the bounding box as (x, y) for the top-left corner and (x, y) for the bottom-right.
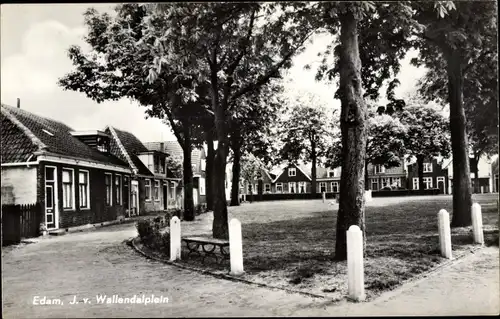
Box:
(372, 188), (441, 197)
(246, 192), (339, 202)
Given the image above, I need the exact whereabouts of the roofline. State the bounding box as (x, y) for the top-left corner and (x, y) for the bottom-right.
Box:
(1, 105), (47, 151)
(295, 163), (312, 181)
(106, 126), (139, 174)
(70, 130), (109, 137)
(271, 163), (312, 183)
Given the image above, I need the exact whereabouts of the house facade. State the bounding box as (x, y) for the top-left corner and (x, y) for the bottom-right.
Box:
(442, 154), (497, 194)
(1, 104), (132, 231)
(491, 156), (499, 193)
(366, 161), (407, 191)
(407, 157), (449, 193)
(239, 167), (276, 198)
(272, 163), (312, 194)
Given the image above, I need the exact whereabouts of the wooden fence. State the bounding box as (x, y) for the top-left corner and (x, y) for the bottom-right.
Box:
(2, 203), (42, 246)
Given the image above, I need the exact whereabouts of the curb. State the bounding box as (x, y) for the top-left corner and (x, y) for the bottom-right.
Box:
(128, 236), (340, 301)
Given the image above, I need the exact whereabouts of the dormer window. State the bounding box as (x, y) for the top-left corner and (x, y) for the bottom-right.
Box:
(328, 169), (336, 178)
(288, 167), (296, 177)
(96, 136), (110, 153)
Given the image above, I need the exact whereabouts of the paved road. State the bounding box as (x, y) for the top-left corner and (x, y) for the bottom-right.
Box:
(2, 221), (499, 318)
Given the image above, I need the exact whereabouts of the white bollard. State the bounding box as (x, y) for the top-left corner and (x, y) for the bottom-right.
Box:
(170, 216), (181, 261)
(364, 190), (372, 203)
(229, 218), (244, 275)
(347, 225), (365, 301)
(471, 203), (484, 245)
(438, 209), (452, 259)
(322, 192), (326, 203)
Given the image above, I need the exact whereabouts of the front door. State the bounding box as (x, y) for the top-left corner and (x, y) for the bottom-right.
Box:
(163, 183), (168, 210)
(44, 166), (58, 230)
(131, 181), (139, 216)
(437, 177), (445, 194)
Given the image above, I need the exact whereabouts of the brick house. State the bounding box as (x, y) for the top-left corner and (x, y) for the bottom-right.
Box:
(107, 129), (181, 214)
(272, 163), (312, 194)
(313, 166), (342, 194)
(145, 141), (206, 206)
(239, 167), (276, 198)
(1, 104), (131, 231)
(407, 157), (449, 193)
(366, 160), (407, 191)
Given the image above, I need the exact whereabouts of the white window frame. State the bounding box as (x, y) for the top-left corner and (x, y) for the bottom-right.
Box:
(62, 168), (75, 211)
(288, 167), (296, 177)
(201, 159), (206, 171)
(78, 170), (90, 209)
(264, 183), (271, 193)
(375, 165), (386, 174)
(391, 177), (401, 188)
(371, 178), (379, 191)
(423, 162), (433, 173)
(298, 181), (306, 193)
(255, 183), (259, 193)
(276, 183), (283, 193)
(412, 177), (419, 190)
(381, 177), (391, 188)
(331, 181), (339, 193)
(423, 177), (433, 189)
(105, 173), (113, 206)
(115, 174), (122, 205)
(145, 179), (152, 201)
(199, 177), (206, 195)
(319, 182), (326, 193)
(154, 180), (160, 201)
(248, 183), (253, 193)
(288, 182), (297, 193)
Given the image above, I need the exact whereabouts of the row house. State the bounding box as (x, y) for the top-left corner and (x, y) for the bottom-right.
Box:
(144, 141), (207, 206)
(441, 155), (498, 194)
(366, 161), (407, 191)
(1, 104), (132, 231)
(407, 157), (449, 193)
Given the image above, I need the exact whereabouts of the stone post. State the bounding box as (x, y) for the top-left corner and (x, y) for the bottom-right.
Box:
(170, 216), (181, 261)
(471, 203), (484, 245)
(347, 225), (365, 301)
(229, 218), (244, 275)
(364, 190), (372, 203)
(438, 209), (452, 259)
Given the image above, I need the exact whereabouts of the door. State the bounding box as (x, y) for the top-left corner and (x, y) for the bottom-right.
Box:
(44, 166), (58, 230)
(163, 183), (168, 210)
(437, 177), (445, 194)
(131, 181), (139, 216)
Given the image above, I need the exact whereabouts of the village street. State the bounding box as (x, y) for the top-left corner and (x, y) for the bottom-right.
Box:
(2, 218), (499, 318)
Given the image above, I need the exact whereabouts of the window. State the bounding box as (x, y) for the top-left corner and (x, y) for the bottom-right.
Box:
(145, 179), (151, 201)
(371, 178), (379, 191)
(154, 180), (160, 201)
(276, 183), (283, 193)
(160, 158), (165, 174)
(289, 182), (297, 193)
(423, 177), (433, 189)
(381, 177), (390, 188)
(248, 183), (253, 193)
(115, 175), (122, 204)
(331, 182), (339, 193)
(200, 177), (206, 195)
(298, 182), (306, 193)
(62, 169), (74, 210)
(255, 183), (259, 193)
(412, 177), (419, 190)
(45, 167), (55, 182)
(319, 182), (326, 193)
(169, 181), (176, 199)
(423, 162), (433, 173)
(374, 165), (386, 174)
(391, 177), (401, 188)
(288, 168), (296, 177)
(79, 171), (90, 209)
(105, 173), (113, 205)
(328, 170), (336, 178)
(264, 183), (271, 193)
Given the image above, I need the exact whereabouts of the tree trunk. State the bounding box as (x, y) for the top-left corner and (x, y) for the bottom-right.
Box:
(446, 51), (472, 227)
(311, 138), (317, 197)
(473, 152), (480, 193)
(212, 144), (229, 239)
(334, 12), (368, 261)
(417, 155), (425, 191)
(182, 120), (195, 221)
(230, 140), (241, 206)
(205, 128), (215, 211)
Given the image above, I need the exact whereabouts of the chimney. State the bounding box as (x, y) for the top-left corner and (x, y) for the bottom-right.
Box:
(160, 142), (164, 152)
(17, 98), (20, 108)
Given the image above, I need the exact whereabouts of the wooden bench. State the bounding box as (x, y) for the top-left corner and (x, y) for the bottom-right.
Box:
(182, 236), (229, 264)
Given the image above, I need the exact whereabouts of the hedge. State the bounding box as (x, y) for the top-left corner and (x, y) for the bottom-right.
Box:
(371, 188), (441, 197)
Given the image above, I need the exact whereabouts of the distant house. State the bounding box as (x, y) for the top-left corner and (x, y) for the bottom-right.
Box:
(442, 155), (497, 194)
(407, 157), (449, 193)
(107, 130), (181, 215)
(366, 160), (407, 191)
(1, 104), (131, 231)
(145, 141), (206, 206)
(313, 166), (342, 194)
(491, 156), (499, 193)
(272, 163), (312, 194)
(239, 167), (276, 198)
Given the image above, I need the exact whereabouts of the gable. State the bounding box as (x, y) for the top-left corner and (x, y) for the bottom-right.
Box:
(274, 163), (311, 183)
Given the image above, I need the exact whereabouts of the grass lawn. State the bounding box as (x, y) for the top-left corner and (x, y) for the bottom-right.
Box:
(174, 194), (498, 300)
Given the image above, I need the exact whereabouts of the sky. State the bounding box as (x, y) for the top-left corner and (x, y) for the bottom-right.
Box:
(1, 3), (428, 144)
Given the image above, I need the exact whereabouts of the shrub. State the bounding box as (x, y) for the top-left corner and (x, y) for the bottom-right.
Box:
(136, 219), (161, 248)
(195, 204), (207, 216)
(170, 208), (183, 219)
